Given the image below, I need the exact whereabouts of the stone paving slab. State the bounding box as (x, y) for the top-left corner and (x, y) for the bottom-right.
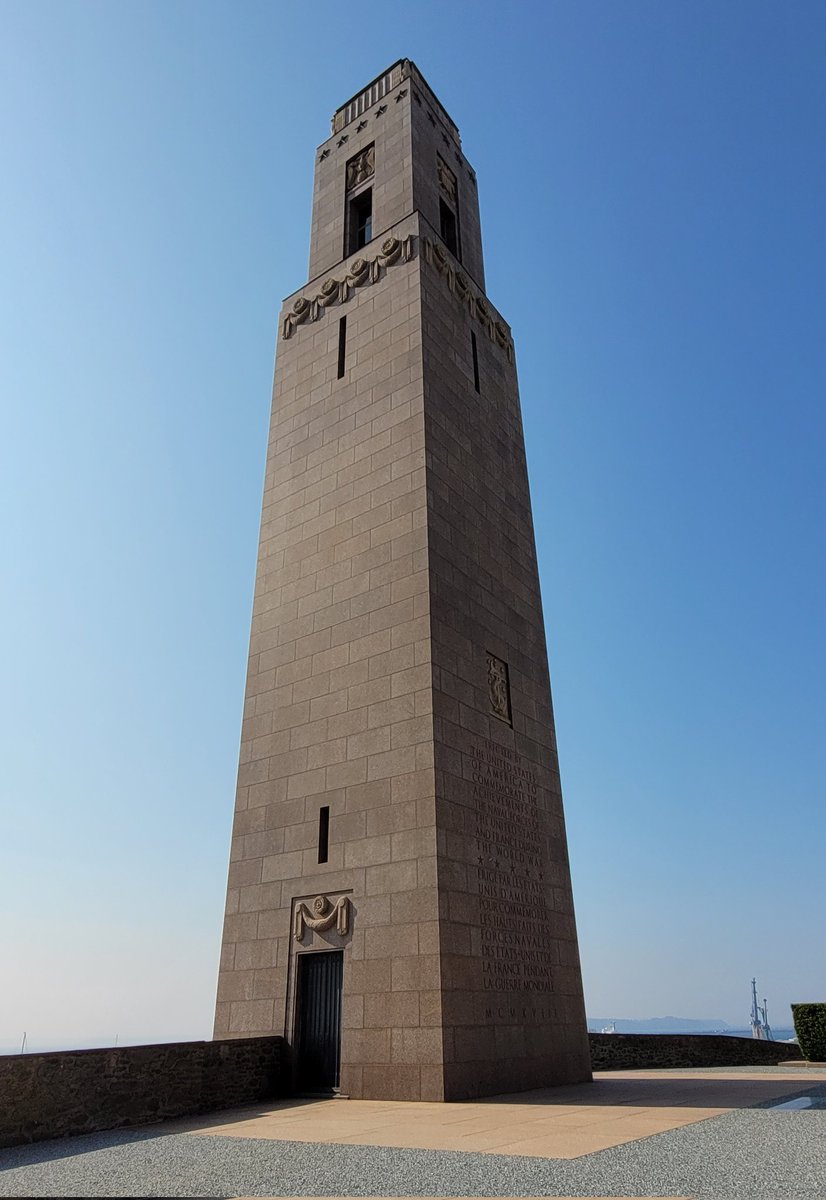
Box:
(176, 1069), (826, 1160)
(1, 1069), (824, 1198)
(1, 1110), (825, 1198)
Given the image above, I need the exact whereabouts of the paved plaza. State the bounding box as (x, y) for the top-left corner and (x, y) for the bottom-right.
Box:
(1, 1065), (824, 1198)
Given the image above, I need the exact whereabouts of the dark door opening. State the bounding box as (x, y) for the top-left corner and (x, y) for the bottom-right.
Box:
(295, 950), (343, 1092)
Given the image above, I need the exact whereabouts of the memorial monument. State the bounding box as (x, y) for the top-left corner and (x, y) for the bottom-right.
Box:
(214, 59), (591, 1101)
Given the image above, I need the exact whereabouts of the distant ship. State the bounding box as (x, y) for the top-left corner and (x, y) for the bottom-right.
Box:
(600, 1021), (617, 1034)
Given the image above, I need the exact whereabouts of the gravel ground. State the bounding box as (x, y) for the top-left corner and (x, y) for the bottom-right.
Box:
(1, 1089), (825, 1199)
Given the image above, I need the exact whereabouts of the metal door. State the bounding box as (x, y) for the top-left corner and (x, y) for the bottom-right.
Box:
(295, 950), (343, 1091)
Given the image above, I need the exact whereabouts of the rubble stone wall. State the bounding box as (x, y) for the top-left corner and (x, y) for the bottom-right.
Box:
(0, 1036), (283, 1148)
(590, 1032), (801, 1070)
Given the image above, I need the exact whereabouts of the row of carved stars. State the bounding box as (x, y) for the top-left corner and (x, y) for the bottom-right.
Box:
(478, 855), (545, 881)
(320, 88), (477, 186)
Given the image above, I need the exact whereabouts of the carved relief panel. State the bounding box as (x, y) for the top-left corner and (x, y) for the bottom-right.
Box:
(437, 154), (457, 204)
(487, 652), (512, 725)
(293, 894), (351, 942)
(346, 144), (375, 191)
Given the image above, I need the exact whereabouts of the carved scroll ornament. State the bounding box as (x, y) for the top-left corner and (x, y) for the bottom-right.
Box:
(422, 238), (514, 362)
(293, 894), (350, 942)
(282, 235), (415, 339)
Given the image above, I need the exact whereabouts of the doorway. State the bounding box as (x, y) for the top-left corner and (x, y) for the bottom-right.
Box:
(295, 950), (343, 1092)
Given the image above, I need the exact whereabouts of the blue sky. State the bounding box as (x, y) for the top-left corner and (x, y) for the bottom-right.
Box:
(2, 1), (824, 1051)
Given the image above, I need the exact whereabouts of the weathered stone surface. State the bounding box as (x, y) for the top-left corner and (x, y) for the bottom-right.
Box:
(0, 1037), (283, 1148)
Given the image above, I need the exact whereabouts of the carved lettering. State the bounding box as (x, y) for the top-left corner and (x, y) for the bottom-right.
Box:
(467, 737), (557, 993)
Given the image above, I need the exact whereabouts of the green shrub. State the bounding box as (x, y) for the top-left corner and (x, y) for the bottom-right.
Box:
(791, 1004), (826, 1061)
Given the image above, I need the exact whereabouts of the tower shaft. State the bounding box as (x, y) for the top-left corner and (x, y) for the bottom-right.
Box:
(214, 60), (590, 1101)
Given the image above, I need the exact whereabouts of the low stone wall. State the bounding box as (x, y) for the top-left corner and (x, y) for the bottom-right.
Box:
(0, 1036), (283, 1148)
(589, 1032), (802, 1071)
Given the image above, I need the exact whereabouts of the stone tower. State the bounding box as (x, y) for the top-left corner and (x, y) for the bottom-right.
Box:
(214, 60), (591, 1101)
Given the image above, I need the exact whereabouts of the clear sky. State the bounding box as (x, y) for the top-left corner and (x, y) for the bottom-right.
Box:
(2, 0), (824, 1052)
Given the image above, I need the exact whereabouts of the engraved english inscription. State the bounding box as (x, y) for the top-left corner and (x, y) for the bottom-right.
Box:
(470, 738), (558, 993)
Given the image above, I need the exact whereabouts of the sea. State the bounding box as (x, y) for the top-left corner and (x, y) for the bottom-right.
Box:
(698, 1027), (796, 1041)
(617, 1029), (797, 1041)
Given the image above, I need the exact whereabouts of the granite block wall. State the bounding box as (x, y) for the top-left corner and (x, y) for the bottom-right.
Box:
(419, 229), (591, 1099)
(214, 59), (591, 1101)
(214, 214), (447, 1102)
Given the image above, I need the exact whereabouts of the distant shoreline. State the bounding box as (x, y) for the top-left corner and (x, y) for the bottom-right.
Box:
(588, 1026), (796, 1040)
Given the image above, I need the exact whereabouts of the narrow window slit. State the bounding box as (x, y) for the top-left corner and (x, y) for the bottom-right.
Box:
(440, 198), (459, 258)
(471, 331), (480, 393)
(318, 806), (330, 864)
(345, 188), (373, 255)
(337, 316), (347, 379)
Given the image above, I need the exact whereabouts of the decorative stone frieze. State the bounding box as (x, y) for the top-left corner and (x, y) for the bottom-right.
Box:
(293, 894), (350, 942)
(422, 237), (514, 361)
(282, 235), (415, 339)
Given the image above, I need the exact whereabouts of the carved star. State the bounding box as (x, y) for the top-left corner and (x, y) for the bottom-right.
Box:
(319, 149), (330, 161)
(427, 112), (436, 126)
(395, 89), (407, 101)
(413, 91), (421, 105)
(375, 105), (387, 117)
(337, 135), (348, 147)
(441, 133), (449, 145)
(357, 120), (367, 132)
(478, 855), (484, 865)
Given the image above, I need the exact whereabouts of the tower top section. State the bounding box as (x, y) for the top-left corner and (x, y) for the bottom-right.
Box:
(331, 59), (460, 146)
(310, 57), (483, 288)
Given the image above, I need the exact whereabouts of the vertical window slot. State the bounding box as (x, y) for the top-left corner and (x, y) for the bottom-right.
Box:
(471, 331), (480, 393)
(346, 188), (373, 255)
(337, 316), (347, 379)
(439, 198), (458, 257)
(318, 806), (330, 864)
